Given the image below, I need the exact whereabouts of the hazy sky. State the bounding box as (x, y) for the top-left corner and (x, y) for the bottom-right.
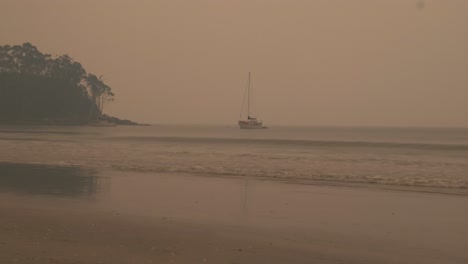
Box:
(1, 0), (467, 127)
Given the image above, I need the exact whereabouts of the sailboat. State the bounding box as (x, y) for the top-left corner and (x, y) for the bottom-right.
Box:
(238, 72), (267, 129)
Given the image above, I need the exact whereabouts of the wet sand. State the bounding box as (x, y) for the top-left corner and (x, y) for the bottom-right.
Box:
(0, 199), (316, 264)
(1, 170), (468, 263)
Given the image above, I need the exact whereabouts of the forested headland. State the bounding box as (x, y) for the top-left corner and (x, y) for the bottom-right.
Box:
(0, 43), (136, 125)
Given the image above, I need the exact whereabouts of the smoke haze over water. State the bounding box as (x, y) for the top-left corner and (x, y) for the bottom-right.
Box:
(1, 1), (467, 127)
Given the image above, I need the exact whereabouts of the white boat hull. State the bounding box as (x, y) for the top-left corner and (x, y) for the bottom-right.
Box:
(238, 120), (266, 129)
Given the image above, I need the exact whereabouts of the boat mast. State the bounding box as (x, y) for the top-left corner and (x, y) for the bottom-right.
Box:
(247, 72), (251, 118)
(239, 72), (249, 120)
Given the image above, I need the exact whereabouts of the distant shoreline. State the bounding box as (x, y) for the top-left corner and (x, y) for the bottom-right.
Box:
(0, 114), (148, 126)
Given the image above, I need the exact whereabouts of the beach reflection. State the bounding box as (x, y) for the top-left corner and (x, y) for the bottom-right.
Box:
(0, 162), (103, 197)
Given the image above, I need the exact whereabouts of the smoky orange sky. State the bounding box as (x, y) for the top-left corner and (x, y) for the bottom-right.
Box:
(1, 0), (467, 127)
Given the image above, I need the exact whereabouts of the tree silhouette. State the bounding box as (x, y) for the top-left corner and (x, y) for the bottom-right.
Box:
(85, 74), (114, 115)
(0, 43), (115, 124)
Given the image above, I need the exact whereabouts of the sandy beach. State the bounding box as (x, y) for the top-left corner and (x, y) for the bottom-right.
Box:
(1, 170), (467, 264)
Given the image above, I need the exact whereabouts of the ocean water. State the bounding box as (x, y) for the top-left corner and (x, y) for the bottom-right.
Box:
(0, 125), (467, 194)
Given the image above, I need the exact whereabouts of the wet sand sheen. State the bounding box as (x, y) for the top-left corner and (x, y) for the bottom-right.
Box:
(1, 168), (467, 263)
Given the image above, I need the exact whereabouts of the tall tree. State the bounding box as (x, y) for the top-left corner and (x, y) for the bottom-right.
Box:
(0, 45), (17, 73)
(48, 54), (86, 86)
(85, 74), (114, 115)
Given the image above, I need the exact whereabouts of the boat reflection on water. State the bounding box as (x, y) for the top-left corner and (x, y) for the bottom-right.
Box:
(0, 162), (104, 197)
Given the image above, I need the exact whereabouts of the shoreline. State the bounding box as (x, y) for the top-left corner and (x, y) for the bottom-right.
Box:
(140, 170), (468, 197)
(0, 114), (146, 126)
(1, 160), (467, 197)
